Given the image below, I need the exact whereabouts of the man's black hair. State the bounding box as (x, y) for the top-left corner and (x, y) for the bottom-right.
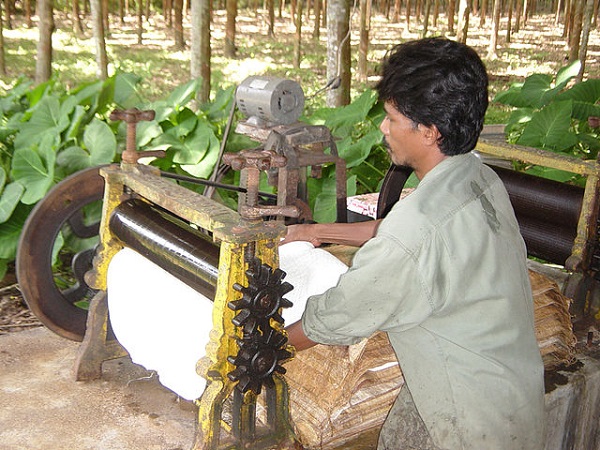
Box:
(376, 37), (489, 156)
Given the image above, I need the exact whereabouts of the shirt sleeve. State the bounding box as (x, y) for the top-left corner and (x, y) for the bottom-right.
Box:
(301, 234), (435, 346)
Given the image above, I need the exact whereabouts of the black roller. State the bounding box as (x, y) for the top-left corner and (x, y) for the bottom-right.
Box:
(491, 165), (584, 229)
(517, 216), (577, 266)
(109, 198), (220, 299)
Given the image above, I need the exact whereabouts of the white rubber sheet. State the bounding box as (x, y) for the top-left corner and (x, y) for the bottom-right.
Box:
(107, 241), (348, 400)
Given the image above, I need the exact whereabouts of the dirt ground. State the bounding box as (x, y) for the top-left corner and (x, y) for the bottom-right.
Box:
(0, 269), (42, 336)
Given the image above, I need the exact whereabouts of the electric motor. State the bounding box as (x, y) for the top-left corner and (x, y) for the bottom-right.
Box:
(236, 76), (305, 125)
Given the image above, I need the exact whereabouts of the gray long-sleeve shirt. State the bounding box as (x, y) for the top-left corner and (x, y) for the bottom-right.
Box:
(302, 153), (546, 449)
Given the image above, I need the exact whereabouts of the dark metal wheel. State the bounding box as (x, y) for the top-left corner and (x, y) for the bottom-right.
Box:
(16, 166), (106, 341)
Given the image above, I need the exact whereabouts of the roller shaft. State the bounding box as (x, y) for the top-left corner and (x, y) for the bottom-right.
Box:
(109, 199), (220, 299)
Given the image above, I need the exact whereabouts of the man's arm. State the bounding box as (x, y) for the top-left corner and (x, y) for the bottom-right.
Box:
(281, 220), (382, 247)
(286, 320), (318, 351)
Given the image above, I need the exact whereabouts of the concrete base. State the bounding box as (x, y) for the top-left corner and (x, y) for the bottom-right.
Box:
(2, 327), (600, 449)
(0, 327), (196, 450)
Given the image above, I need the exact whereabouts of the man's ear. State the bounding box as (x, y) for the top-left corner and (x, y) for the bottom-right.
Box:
(420, 124), (441, 146)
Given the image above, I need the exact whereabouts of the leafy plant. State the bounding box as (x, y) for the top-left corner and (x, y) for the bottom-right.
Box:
(493, 61), (600, 182)
(302, 90), (390, 223)
(0, 73), (248, 281)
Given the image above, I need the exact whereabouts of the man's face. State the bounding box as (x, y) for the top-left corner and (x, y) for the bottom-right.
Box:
(379, 102), (424, 169)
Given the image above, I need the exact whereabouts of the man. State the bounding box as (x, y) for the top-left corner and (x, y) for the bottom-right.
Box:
(285, 38), (546, 449)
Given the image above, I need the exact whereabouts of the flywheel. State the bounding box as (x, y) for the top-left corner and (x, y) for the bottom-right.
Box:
(16, 166), (105, 341)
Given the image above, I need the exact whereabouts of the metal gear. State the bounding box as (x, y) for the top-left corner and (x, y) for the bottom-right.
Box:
(227, 257), (294, 394)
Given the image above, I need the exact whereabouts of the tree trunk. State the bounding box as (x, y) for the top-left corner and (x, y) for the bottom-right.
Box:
(225, 0), (237, 56)
(0, 0), (5, 75)
(569, 0), (584, 62)
(72, 0), (85, 36)
(487, 0), (501, 57)
(4, 0), (12, 29)
(576, 0), (594, 81)
(448, 0), (456, 33)
(326, 0), (350, 107)
(174, 0), (185, 49)
(506, 0), (513, 42)
(358, 0), (371, 82)
(137, 0), (144, 44)
(313, 0), (321, 38)
(479, 0), (487, 26)
(91, 0), (108, 79)
(514, 0), (522, 31)
(421, 0), (431, 36)
(433, 0), (439, 26)
(267, 0), (275, 37)
(24, 0), (32, 27)
(522, 0), (529, 25)
(555, 0), (563, 25)
(191, 0), (211, 102)
(293, 0), (303, 67)
(392, 0), (400, 22)
(35, 0), (54, 83)
(456, 0), (470, 43)
(102, 0), (110, 33)
(405, 0), (411, 29)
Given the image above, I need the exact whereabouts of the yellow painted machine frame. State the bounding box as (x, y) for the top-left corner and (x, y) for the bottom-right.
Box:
(76, 162), (303, 449)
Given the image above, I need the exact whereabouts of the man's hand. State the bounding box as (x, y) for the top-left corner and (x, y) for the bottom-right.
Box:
(281, 221), (382, 247)
(281, 224), (322, 246)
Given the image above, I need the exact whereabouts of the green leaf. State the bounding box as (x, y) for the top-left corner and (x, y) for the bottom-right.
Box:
(83, 119), (117, 165)
(0, 167), (5, 191)
(166, 79), (201, 109)
(324, 90), (379, 137)
(493, 83), (530, 108)
(114, 72), (145, 108)
(137, 120), (164, 148)
(14, 96), (69, 150)
(338, 128), (383, 168)
(556, 79), (600, 121)
(516, 101), (575, 151)
(523, 166), (579, 183)
(57, 120), (116, 171)
(520, 74), (553, 109)
(0, 203), (32, 259)
(0, 182), (25, 223)
(64, 104), (87, 141)
(11, 140), (56, 204)
(555, 61), (581, 88)
(171, 122), (217, 165)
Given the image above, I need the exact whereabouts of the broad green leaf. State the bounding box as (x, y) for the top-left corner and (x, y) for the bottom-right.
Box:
(0, 203), (32, 259)
(0, 167), (5, 191)
(64, 104), (87, 141)
(14, 96), (69, 149)
(520, 74), (553, 109)
(171, 122), (217, 165)
(114, 72), (145, 108)
(517, 101), (575, 151)
(571, 102), (600, 122)
(523, 166), (579, 183)
(11, 140), (56, 204)
(181, 134), (221, 178)
(174, 108), (199, 138)
(204, 86), (236, 121)
(324, 90), (379, 137)
(0, 182), (25, 223)
(56, 146), (91, 172)
(58, 120), (117, 171)
(493, 83), (530, 108)
(338, 128), (383, 168)
(83, 119), (117, 165)
(167, 79), (201, 109)
(137, 120), (164, 148)
(556, 79), (600, 121)
(555, 61), (581, 88)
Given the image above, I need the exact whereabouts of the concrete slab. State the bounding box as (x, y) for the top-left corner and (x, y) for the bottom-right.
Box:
(0, 327), (196, 450)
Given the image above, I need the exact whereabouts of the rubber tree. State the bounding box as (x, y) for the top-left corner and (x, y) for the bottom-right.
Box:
(224, 0), (237, 57)
(191, 0), (211, 102)
(326, 0), (351, 107)
(174, 0), (185, 49)
(0, 0), (5, 75)
(358, 0), (371, 82)
(456, 0), (470, 43)
(487, 0), (501, 57)
(91, 0), (108, 79)
(35, 0), (54, 83)
(293, 0), (303, 68)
